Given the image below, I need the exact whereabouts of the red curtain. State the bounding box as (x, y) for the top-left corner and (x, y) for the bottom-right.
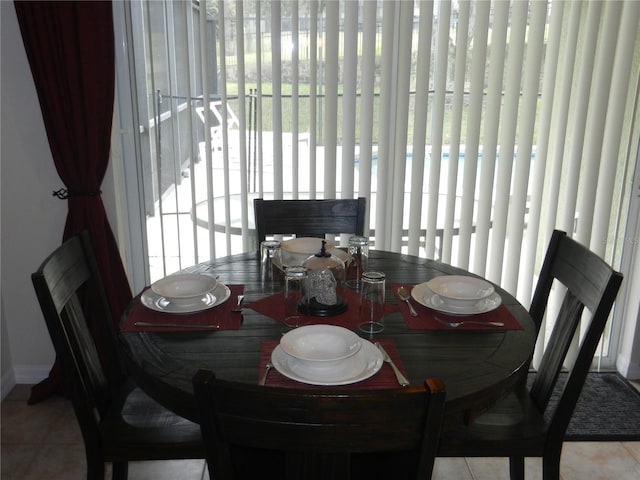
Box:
(14, 1), (133, 403)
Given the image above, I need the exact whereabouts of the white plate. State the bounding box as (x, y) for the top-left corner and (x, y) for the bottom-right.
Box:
(426, 275), (494, 302)
(141, 282), (231, 314)
(280, 325), (362, 365)
(411, 282), (502, 315)
(281, 237), (335, 254)
(271, 339), (383, 386)
(280, 238), (338, 268)
(151, 273), (218, 306)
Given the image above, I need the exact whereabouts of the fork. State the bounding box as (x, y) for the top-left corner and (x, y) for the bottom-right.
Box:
(232, 295), (245, 312)
(434, 317), (504, 328)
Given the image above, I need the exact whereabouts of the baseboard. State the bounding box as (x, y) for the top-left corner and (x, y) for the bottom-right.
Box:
(1, 369), (16, 401)
(9, 365), (50, 388)
(616, 353), (640, 380)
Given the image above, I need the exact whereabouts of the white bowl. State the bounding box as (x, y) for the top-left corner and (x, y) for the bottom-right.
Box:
(151, 273), (218, 306)
(426, 275), (495, 309)
(280, 237), (335, 266)
(280, 325), (362, 368)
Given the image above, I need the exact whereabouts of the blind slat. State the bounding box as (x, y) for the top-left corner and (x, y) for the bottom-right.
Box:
(358, 0), (377, 234)
(442, 0), (470, 263)
(271, 1), (283, 199)
(458, 0), (490, 269)
(424, 0), (450, 258)
(408, 1), (434, 256)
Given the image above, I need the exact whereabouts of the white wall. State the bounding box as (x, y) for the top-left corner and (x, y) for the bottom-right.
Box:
(0, 3), (119, 398)
(1, 2), (65, 397)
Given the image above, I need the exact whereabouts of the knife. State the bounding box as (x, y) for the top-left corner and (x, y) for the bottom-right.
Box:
(134, 322), (220, 329)
(375, 342), (410, 387)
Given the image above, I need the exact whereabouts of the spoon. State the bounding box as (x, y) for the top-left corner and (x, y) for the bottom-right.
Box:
(397, 286), (418, 317)
(434, 317), (504, 328)
(259, 362), (273, 385)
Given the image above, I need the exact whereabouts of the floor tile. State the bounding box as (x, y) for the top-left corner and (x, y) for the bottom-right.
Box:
(3, 385), (640, 480)
(623, 442), (640, 463)
(432, 457), (473, 479)
(127, 459), (206, 480)
(560, 442), (640, 480)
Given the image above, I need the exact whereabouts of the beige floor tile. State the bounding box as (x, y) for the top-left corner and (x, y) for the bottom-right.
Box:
(1, 444), (40, 479)
(622, 442), (640, 463)
(560, 442), (640, 480)
(433, 457), (474, 479)
(15, 443), (86, 480)
(1, 396), (69, 444)
(127, 459), (207, 480)
(3, 385), (640, 480)
(465, 457), (542, 480)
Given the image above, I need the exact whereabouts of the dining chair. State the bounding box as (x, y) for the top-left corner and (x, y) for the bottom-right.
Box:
(437, 230), (624, 480)
(31, 232), (203, 480)
(193, 369), (446, 480)
(253, 197), (367, 251)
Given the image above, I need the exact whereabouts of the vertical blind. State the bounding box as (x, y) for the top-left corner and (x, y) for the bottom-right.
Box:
(123, 0), (639, 363)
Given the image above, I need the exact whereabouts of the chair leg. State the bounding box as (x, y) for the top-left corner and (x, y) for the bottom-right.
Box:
(85, 451), (105, 480)
(112, 461), (128, 480)
(509, 456), (525, 480)
(542, 451), (561, 480)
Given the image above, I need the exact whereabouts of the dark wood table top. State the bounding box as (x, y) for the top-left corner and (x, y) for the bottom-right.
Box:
(120, 250), (536, 423)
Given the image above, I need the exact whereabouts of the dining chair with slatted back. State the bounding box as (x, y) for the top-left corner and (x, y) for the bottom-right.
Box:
(31, 232), (203, 480)
(253, 197), (367, 252)
(437, 230), (623, 480)
(193, 369), (446, 480)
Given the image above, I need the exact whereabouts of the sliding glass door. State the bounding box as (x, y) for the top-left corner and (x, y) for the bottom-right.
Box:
(112, 0), (640, 370)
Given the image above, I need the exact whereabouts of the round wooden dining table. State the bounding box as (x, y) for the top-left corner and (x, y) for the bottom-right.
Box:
(119, 250), (536, 424)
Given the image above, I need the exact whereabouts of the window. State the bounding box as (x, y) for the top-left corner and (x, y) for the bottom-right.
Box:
(113, 0), (640, 369)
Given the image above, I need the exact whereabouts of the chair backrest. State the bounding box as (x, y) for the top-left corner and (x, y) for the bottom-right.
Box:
(253, 197), (367, 250)
(527, 230), (623, 439)
(31, 232), (126, 441)
(193, 370), (446, 480)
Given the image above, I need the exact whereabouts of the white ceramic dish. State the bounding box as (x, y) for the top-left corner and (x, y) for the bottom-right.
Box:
(151, 273), (218, 306)
(411, 282), (502, 316)
(141, 282), (231, 314)
(280, 237), (337, 267)
(280, 325), (362, 367)
(281, 237), (336, 254)
(271, 339), (383, 386)
(426, 275), (494, 309)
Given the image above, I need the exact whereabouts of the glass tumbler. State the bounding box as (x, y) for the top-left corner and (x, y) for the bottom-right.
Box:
(345, 235), (369, 290)
(358, 271), (386, 335)
(260, 240), (282, 289)
(284, 266), (308, 328)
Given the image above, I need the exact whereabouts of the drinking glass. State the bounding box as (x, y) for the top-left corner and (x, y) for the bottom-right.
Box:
(358, 271), (386, 335)
(260, 240), (282, 289)
(345, 235), (369, 290)
(284, 266), (308, 328)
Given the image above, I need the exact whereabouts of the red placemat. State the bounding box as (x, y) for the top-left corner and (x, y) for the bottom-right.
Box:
(121, 285), (244, 332)
(258, 338), (408, 389)
(247, 287), (398, 330)
(391, 284), (522, 330)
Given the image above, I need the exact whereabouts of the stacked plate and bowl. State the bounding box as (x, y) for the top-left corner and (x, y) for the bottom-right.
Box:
(270, 325), (383, 385)
(142, 273), (231, 313)
(411, 275), (502, 315)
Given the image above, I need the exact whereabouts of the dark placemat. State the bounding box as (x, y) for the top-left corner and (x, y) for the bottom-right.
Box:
(248, 287), (398, 330)
(121, 284), (244, 332)
(259, 338), (408, 389)
(392, 284), (522, 330)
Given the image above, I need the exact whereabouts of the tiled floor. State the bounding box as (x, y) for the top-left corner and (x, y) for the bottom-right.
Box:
(2, 384), (640, 480)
